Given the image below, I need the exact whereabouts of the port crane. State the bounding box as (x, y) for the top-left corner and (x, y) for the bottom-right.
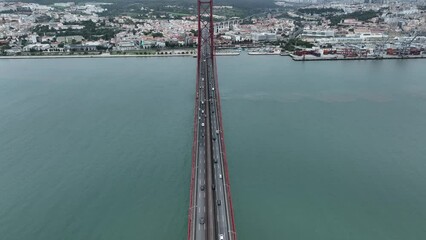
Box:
(373, 32), (390, 58)
(400, 31), (417, 58)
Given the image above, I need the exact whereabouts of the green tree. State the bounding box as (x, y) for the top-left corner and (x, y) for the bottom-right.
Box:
(152, 32), (164, 38)
(190, 29), (198, 36)
(282, 39), (313, 51)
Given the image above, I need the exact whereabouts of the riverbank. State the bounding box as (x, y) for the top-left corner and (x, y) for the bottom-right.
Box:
(290, 54), (426, 61)
(0, 52), (242, 60)
(3, 52), (425, 61)
(0, 53), (194, 60)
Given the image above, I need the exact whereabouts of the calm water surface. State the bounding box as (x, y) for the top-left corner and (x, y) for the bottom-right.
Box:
(1, 55), (426, 240)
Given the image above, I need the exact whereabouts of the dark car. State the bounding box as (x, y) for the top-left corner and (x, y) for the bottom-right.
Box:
(212, 184), (215, 190)
(200, 217), (205, 224)
(200, 185), (205, 191)
(217, 200), (221, 206)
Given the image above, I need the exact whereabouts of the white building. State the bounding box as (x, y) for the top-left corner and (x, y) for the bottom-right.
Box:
(301, 30), (335, 38)
(116, 41), (137, 51)
(23, 43), (50, 51)
(251, 32), (277, 42)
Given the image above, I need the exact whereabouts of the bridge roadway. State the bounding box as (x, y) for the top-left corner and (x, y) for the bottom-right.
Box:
(189, 28), (233, 240)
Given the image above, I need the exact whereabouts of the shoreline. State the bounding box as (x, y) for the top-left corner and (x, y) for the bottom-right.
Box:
(0, 53), (195, 60)
(0, 52), (241, 59)
(2, 52), (426, 61)
(290, 54), (426, 61)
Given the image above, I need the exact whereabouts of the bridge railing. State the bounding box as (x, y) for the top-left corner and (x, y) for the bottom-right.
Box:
(187, 57), (201, 240)
(213, 56), (237, 240)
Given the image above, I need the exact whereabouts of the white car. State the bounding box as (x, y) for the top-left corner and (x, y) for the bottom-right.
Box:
(219, 234), (224, 240)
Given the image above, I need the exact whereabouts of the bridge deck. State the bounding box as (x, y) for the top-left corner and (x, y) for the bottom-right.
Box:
(188, 1), (236, 239)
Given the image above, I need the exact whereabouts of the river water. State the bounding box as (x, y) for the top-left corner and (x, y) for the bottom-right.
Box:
(1, 55), (425, 240)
